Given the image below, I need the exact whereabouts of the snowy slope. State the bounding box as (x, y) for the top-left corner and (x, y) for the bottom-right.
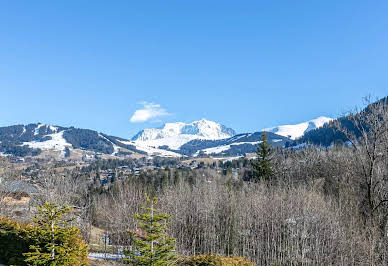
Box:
(23, 131), (72, 157)
(181, 131), (290, 157)
(132, 119), (236, 149)
(117, 140), (182, 157)
(194, 141), (262, 156)
(262, 116), (333, 140)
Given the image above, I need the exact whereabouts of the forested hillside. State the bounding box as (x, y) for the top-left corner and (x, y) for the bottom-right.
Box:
(295, 96), (388, 146)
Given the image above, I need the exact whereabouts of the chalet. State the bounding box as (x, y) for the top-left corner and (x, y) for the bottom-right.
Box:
(0, 180), (38, 219)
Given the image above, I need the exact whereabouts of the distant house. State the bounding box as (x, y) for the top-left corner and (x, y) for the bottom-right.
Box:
(0, 180), (38, 218)
(10, 156), (25, 163)
(0, 180), (38, 197)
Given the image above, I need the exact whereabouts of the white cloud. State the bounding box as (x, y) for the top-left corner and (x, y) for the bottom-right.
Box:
(130, 102), (170, 123)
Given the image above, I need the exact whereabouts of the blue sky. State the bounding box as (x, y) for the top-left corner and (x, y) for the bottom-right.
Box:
(0, 1), (387, 138)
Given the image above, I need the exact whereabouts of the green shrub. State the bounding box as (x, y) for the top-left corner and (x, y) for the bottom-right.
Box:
(0, 217), (33, 265)
(0, 203), (89, 266)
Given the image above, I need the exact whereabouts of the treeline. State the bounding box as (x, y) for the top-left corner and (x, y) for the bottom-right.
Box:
(90, 147), (387, 264)
(0, 142), (41, 157)
(63, 128), (114, 154)
(295, 96), (388, 146)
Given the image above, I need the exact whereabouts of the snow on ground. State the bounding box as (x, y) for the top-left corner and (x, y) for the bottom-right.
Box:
(112, 144), (120, 156)
(263, 116), (333, 140)
(49, 126), (58, 132)
(34, 124), (44, 135)
(23, 131), (72, 157)
(195, 141), (262, 156)
(88, 252), (124, 260)
(118, 140), (183, 158)
(19, 126), (26, 136)
(227, 134), (248, 142)
(135, 134), (199, 150)
(98, 134), (120, 156)
(211, 156), (243, 162)
(133, 119), (235, 149)
(196, 145), (231, 156)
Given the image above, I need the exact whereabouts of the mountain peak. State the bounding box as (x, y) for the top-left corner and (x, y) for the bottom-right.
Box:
(131, 119), (236, 150)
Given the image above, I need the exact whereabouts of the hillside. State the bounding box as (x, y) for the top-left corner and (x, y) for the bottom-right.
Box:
(294, 97), (388, 146)
(0, 124), (181, 159)
(262, 116), (333, 140)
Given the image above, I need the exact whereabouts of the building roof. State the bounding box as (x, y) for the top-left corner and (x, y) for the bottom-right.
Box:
(0, 180), (38, 194)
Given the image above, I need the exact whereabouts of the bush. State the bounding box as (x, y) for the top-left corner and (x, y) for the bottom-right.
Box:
(0, 214), (89, 266)
(0, 217), (34, 265)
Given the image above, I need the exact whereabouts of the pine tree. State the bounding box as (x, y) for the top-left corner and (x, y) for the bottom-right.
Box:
(251, 132), (273, 182)
(124, 194), (177, 265)
(23, 202), (88, 266)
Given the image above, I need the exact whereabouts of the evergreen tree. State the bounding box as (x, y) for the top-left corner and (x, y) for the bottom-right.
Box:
(23, 202), (88, 266)
(124, 194), (177, 265)
(251, 132), (273, 182)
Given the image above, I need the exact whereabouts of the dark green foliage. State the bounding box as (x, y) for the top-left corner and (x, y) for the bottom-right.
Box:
(251, 132), (273, 182)
(0, 124), (63, 143)
(0, 217), (33, 265)
(296, 96), (388, 146)
(63, 128), (114, 154)
(295, 118), (351, 146)
(0, 141), (41, 156)
(0, 203), (88, 266)
(102, 134), (147, 155)
(124, 194), (177, 265)
(0, 123), (149, 156)
(180, 132), (288, 156)
(23, 202), (89, 265)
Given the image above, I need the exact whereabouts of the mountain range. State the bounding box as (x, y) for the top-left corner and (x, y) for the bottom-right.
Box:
(0, 116), (333, 160)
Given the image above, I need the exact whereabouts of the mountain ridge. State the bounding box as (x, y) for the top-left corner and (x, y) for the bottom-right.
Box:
(132, 119), (236, 150)
(0, 115), (337, 159)
(262, 116), (333, 140)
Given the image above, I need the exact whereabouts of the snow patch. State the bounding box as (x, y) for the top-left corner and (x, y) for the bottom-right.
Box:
(195, 141), (262, 156)
(135, 135), (199, 150)
(34, 124), (44, 135)
(23, 131), (72, 157)
(98, 134), (121, 156)
(117, 140), (182, 158)
(19, 127), (26, 137)
(263, 116), (333, 140)
(49, 126), (58, 132)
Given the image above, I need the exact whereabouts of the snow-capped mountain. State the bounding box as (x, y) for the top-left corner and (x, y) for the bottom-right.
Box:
(132, 119), (236, 150)
(184, 132), (290, 157)
(0, 116), (336, 159)
(262, 116), (333, 140)
(0, 123), (185, 159)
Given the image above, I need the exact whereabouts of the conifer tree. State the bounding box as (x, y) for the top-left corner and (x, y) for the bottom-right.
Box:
(23, 202), (88, 266)
(124, 194), (177, 265)
(251, 132), (273, 182)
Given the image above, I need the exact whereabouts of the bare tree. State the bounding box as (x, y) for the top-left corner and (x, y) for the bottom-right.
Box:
(335, 97), (388, 222)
